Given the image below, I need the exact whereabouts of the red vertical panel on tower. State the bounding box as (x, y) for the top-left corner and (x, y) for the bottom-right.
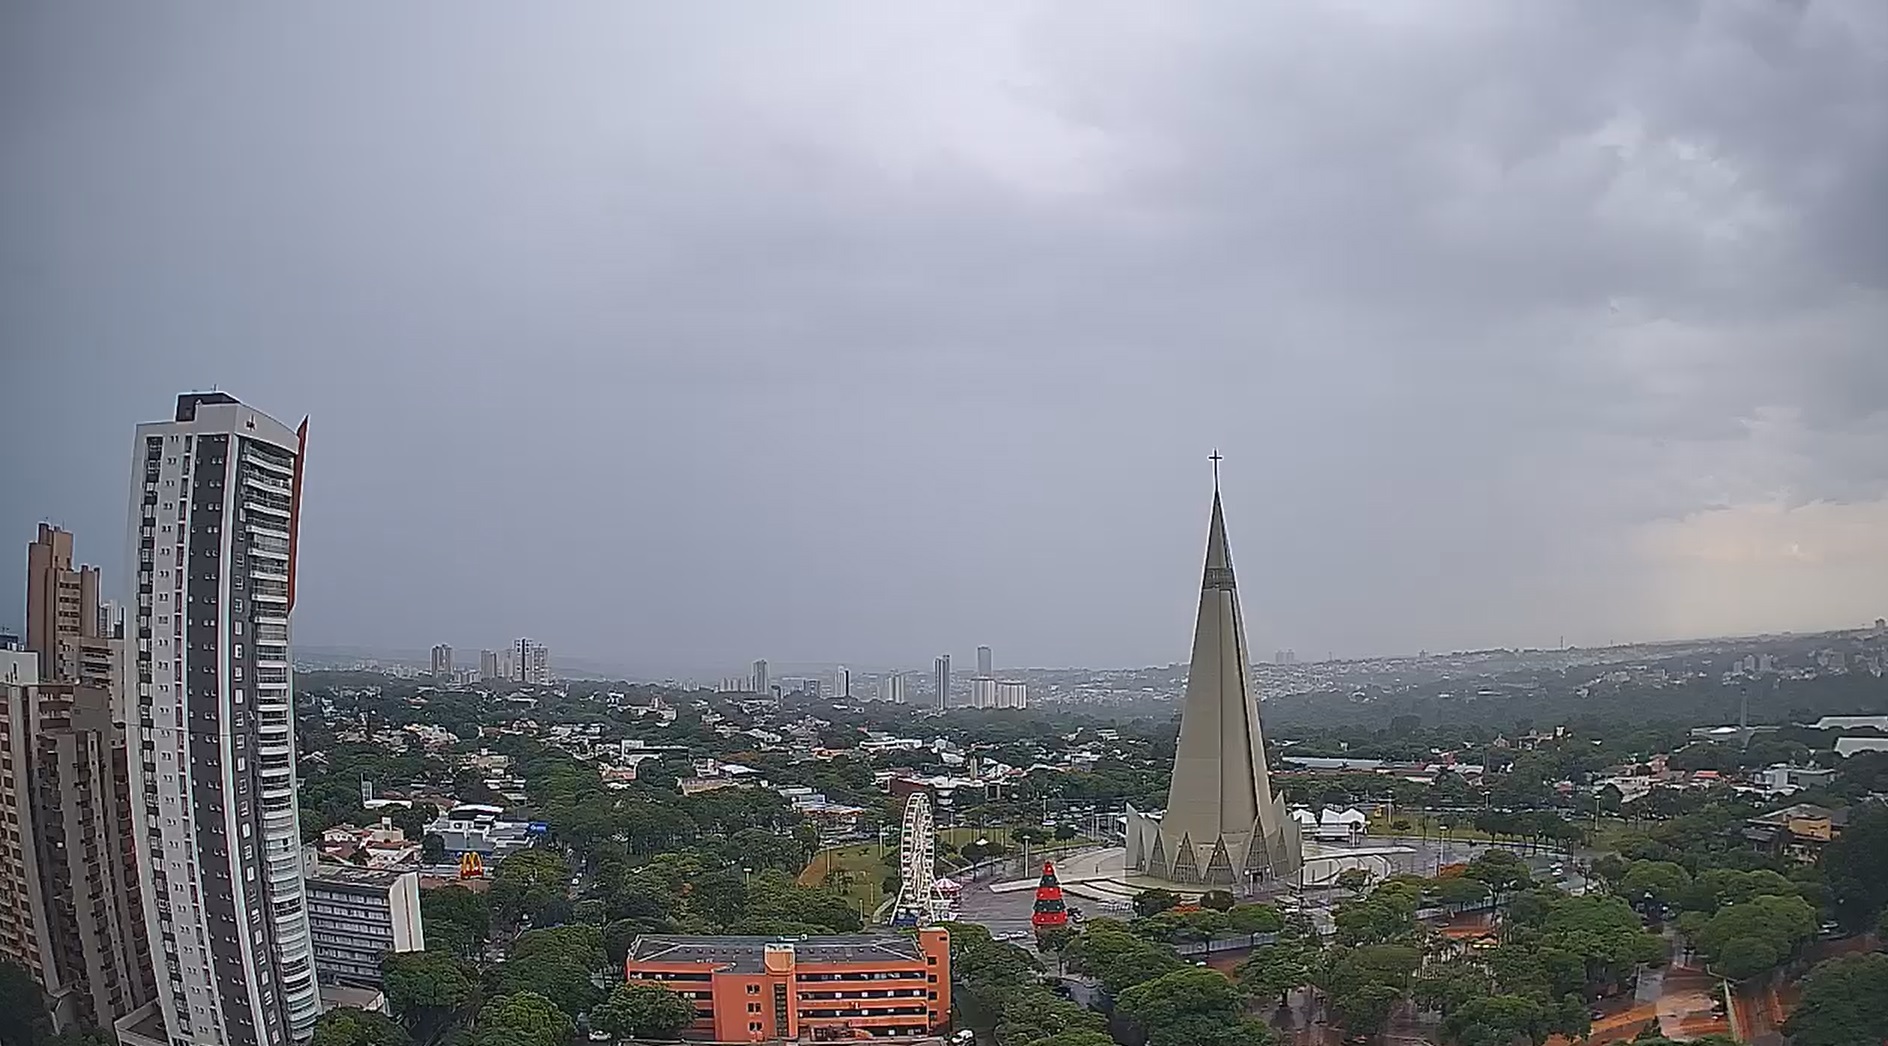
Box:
(287, 417), (308, 612)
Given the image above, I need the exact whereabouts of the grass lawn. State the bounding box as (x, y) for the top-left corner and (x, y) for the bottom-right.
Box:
(1365, 810), (1497, 843)
(796, 826), (1092, 912)
(1588, 818), (1643, 852)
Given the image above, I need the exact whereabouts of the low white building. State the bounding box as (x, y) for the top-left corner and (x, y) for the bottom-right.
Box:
(304, 864), (424, 988)
(1835, 736), (1888, 758)
(1813, 715), (1888, 732)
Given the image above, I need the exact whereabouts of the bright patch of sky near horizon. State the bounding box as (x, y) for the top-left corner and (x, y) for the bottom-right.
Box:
(3, 2), (1885, 675)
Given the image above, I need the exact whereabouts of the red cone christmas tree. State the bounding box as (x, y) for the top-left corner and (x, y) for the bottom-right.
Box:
(1030, 860), (1068, 930)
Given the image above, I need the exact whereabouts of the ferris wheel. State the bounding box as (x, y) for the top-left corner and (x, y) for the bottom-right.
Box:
(890, 792), (937, 928)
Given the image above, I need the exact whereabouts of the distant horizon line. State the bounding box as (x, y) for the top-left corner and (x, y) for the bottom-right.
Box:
(289, 620), (1884, 681)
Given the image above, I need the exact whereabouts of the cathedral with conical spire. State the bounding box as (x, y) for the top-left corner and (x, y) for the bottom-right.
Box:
(1124, 471), (1303, 886)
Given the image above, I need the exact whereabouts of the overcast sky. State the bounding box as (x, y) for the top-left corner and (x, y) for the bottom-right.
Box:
(4, 3), (1886, 676)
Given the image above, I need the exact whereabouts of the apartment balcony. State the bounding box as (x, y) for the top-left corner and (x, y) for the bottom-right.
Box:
(241, 452), (293, 477)
(241, 471), (290, 495)
(242, 519), (290, 542)
(271, 921), (310, 955)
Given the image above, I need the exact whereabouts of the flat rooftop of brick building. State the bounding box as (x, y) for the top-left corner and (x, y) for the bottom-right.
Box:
(626, 933), (929, 973)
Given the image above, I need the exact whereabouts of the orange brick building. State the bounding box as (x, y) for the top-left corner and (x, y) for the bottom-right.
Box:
(623, 930), (951, 1042)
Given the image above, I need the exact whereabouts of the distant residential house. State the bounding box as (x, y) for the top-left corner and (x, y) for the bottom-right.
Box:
(1742, 803), (1851, 863)
(679, 777), (752, 796)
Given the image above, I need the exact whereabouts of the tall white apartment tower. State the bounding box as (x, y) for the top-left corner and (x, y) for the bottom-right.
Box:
(881, 673), (906, 704)
(510, 638), (548, 684)
(120, 393), (319, 1046)
(933, 655), (951, 710)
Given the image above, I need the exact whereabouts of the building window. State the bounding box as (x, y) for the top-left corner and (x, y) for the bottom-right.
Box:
(747, 984), (760, 995)
(747, 1002), (761, 1013)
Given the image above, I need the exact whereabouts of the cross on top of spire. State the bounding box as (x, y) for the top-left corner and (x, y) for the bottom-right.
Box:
(1210, 449), (1223, 491)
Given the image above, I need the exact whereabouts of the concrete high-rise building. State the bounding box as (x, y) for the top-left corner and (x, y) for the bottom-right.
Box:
(478, 649), (500, 681)
(1, 648), (154, 1034)
(751, 659), (769, 695)
(995, 681), (1028, 709)
(429, 644), (452, 677)
(509, 638), (549, 684)
(303, 865), (423, 988)
(976, 645), (992, 676)
(932, 655), (951, 710)
(118, 392), (320, 1046)
(835, 665), (850, 700)
(1125, 486), (1302, 886)
(26, 523), (101, 682)
(970, 677), (996, 710)
(3, 527), (155, 1035)
(881, 673), (906, 704)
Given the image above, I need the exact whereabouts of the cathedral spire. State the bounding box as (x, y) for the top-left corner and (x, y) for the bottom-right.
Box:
(1123, 475), (1300, 885)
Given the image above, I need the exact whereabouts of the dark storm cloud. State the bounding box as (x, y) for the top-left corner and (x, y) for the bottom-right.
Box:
(3, 2), (1885, 673)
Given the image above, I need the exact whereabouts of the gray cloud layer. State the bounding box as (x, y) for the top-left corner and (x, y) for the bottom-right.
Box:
(4, 2), (1885, 674)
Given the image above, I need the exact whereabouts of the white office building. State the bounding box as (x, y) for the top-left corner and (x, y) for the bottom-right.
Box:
(118, 393), (318, 1046)
(303, 865), (423, 988)
(970, 677), (997, 709)
(995, 681), (1028, 709)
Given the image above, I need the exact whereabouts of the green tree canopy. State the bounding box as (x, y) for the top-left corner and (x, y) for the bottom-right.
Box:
(1020, 1033), (1116, 1046)
(1061, 921), (1185, 995)
(419, 885), (491, 957)
(1320, 944), (1420, 1036)
(1619, 860), (1691, 907)
(994, 994), (1105, 1046)
(381, 951), (476, 1042)
(1332, 881), (1419, 945)
(590, 982), (699, 1041)
(470, 992), (574, 1046)
(1226, 903), (1285, 938)
(1440, 993), (1552, 1046)
(0, 961), (50, 1046)
(487, 926), (607, 1019)
(1462, 849), (1533, 897)
(1132, 888), (1180, 918)
(1783, 953), (1888, 1046)
(1432, 875), (1490, 910)
(1411, 961), (1494, 1017)
(1237, 940), (1318, 1007)
(1690, 893), (1818, 980)
(310, 1007), (411, 1046)
(1115, 967), (1276, 1046)
(489, 848), (572, 927)
(1823, 805), (1888, 928)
